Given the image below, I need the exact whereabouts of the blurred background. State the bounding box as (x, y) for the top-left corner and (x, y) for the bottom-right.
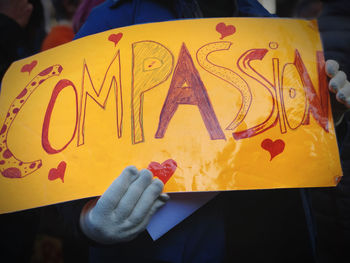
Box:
(0, 0), (349, 262)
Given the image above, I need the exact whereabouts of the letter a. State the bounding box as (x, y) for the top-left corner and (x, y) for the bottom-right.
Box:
(155, 43), (225, 140)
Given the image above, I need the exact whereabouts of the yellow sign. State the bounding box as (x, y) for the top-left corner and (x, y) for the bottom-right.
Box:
(0, 18), (342, 214)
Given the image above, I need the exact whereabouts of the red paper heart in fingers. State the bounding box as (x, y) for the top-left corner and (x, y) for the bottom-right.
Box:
(108, 33), (123, 46)
(148, 159), (177, 184)
(48, 161), (67, 182)
(261, 139), (285, 161)
(216, 22), (236, 39)
(21, 60), (37, 74)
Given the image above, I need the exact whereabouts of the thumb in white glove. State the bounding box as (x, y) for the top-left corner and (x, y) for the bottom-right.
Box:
(326, 59), (350, 108)
(79, 166), (169, 244)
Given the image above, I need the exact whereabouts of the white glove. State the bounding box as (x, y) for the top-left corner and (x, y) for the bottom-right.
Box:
(326, 59), (350, 108)
(79, 166), (169, 244)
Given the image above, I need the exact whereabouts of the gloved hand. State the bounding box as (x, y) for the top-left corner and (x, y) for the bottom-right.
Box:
(326, 59), (350, 108)
(79, 166), (169, 244)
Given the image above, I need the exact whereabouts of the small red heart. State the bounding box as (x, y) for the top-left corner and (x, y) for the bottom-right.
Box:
(108, 33), (123, 46)
(21, 60), (37, 74)
(148, 159), (177, 184)
(216, 22), (236, 39)
(48, 161), (66, 182)
(261, 139), (285, 161)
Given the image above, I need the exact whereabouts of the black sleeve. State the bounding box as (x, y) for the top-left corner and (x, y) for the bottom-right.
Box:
(36, 199), (98, 262)
(51, 198), (95, 244)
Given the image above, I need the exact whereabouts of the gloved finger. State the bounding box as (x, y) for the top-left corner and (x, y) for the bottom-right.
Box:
(95, 166), (140, 213)
(336, 81), (350, 107)
(114, 169), (153, 220)
(131, 198), (168, 234)
(128, 178), (164, 225)
(329, 71), (347, 93)
(158, 193), (170, 202)
(326, 59), (339, 78)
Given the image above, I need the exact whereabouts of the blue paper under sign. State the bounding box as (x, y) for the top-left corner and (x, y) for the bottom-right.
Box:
(147, 192), (218, 240)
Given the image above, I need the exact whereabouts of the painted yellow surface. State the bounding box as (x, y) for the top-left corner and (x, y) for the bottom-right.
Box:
(0, 18), (342, 214)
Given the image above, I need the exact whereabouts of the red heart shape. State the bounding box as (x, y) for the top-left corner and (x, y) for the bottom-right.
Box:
(148, 159), (177, 184)
(216, 22), (236, 39)
(108, 33), (123, 46)
(48, 161), (66, 182)
(261, 139), (285, 161)
(21, 60), (37, 74)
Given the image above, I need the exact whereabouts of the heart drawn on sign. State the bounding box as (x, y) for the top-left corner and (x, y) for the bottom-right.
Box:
(108, 33), (123, 46)
(148, 159), (177, 184)
(261, 139), (285, 161)
(216, 22), (236, 39)
(21, 60), (37, 74)
(48, 161), (67, 182)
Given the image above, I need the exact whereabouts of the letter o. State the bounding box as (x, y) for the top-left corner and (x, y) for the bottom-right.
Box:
(42, 79), (78, 154)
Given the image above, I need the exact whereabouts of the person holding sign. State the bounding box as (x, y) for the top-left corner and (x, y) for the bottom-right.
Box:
(54, 0), (350, 262)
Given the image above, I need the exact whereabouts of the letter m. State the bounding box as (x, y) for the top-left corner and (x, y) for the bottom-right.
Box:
(78, 51), (123, 146)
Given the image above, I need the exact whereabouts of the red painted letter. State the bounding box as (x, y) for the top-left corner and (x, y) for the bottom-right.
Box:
(234, 49), (278, 140)
(155, 43), (225, 140)
(293, 50), (329, 132)
(78, 51), (123, 146)
(42, 79), (79, 154)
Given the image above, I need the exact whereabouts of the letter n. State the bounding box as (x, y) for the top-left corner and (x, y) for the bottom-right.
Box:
(294, 50), (329, 132)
